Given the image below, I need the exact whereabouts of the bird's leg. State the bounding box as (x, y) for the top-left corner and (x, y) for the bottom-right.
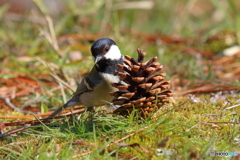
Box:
(106, 103), (122, 111)
(86, 106), (95, 112)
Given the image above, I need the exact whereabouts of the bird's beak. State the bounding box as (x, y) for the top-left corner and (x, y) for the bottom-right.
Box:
(94, 55), (103, 64)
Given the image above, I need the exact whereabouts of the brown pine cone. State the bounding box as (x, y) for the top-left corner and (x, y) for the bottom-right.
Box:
(110, 49), (173, 116)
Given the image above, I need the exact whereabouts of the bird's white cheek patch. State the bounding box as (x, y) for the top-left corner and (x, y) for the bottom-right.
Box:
(104, 45), (122, 60)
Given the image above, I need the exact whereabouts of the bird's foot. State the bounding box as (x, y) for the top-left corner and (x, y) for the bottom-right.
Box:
(106, 103), (122, 111)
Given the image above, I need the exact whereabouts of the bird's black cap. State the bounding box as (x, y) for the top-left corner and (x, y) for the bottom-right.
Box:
(91, 38), (117, 57)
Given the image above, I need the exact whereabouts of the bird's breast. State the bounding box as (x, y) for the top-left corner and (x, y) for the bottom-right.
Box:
(79, 75), (117, 107)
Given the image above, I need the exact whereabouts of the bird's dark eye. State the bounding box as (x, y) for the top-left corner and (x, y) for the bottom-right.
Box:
(105, 47), (109, 52)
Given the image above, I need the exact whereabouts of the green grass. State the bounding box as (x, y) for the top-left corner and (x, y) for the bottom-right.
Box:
(0, 0), (239, 159)
(1, 97), (239, 159)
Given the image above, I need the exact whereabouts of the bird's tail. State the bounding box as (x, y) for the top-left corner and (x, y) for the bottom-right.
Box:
(47, 99), (77, 118)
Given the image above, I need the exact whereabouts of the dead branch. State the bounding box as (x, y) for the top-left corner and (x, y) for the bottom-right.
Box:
(0, 96), (36, 114)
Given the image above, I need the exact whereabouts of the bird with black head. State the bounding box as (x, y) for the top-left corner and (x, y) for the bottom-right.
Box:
(48, 38), (124, 118)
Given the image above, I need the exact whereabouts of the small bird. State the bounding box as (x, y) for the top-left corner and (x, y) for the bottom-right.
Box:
(48, 38), (124, 118)
(0, 38), (124, 138)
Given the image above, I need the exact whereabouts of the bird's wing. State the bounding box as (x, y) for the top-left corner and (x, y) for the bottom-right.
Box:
(73, 65), (103, 96)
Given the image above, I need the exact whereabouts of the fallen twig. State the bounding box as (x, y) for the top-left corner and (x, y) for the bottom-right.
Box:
(200, 121), (239, 124)
(224, 103), (240, 110)
(0, 96), (36, 114)
(73, 126), (149, 158)
(0, 106), (85, 119)
(1, 107), (85, 127)
(108, 126), (149, 146)
(0, 107), (85, 138)
(72, 140), (139, 159)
